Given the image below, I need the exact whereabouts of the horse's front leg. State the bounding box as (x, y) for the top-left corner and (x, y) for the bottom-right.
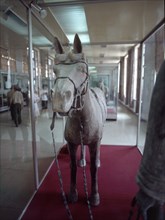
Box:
(68, 142), (78, 203)
(89, 141), (101, 206)
(78, 144), (86, 167)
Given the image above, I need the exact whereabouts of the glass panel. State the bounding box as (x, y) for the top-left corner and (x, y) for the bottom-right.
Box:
(0, 5), (65, 220)
(31, 14), (65, 182)
(0, 6), (35, 220)
(137, 25), (165, 154)
(107, 67), (118, 120)
(138, 36), (156, 153)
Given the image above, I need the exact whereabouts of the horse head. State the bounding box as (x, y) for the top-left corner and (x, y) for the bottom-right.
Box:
(51, 34), (89, 116)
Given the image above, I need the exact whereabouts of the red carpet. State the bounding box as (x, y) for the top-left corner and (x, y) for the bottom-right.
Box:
(22, 145), (142, 220)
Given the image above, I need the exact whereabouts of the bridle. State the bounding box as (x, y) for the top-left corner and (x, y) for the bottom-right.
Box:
(54, 60), (89, 116)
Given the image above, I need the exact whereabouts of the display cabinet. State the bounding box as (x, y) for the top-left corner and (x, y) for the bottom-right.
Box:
(89, 72), (118, 120)
(0, 73), (9, 112)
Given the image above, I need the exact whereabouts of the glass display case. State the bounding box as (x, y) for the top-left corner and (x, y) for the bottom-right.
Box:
(89, 71), (118, 120)
(0, 73), (9, 112)
(0, 72), (29, 112)
(137, 24), (165, 153)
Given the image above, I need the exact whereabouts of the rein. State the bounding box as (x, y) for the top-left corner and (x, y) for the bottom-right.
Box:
(51, 130), (73, 220)
(54, 60), (89, 116)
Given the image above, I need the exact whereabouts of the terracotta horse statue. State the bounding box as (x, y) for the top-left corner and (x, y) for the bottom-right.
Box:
(50, 34), (107, 206)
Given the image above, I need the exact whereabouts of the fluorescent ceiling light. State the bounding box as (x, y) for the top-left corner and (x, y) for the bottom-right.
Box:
(89, 66), (96, 70)
(51, 6), (90, 44)
(0, 9), (27, 35)
(90, 70), (97, 74)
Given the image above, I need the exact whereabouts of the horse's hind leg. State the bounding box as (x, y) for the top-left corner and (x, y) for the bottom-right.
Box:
(96, 144), (101, 168)
(89, 141), (101, 206)
(68, 143), (79, 203)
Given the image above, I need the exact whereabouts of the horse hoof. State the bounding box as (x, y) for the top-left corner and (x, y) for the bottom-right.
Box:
(90, 193), (100, 206)
(78, 159), (86, 167)
(68, 190), (78, 203)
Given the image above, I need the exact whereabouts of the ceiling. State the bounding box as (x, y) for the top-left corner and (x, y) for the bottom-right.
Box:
(0, 0), (164, 74)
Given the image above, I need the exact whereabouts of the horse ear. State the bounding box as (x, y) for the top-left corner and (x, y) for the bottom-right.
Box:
(73, 33), (82, 53)
(54, 37), (64, 54)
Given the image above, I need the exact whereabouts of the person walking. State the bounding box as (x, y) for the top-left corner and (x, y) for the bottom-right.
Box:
(11, 86), (24, 127)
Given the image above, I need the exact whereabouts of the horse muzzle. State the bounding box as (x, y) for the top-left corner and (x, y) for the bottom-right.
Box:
(52, 91), (74, 113)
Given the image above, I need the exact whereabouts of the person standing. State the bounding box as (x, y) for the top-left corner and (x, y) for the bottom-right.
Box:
(41, 85), (48, 110)
(11, 86), (24, 127)
(34, 90), (40, 121)
(7, 85), (15, 120)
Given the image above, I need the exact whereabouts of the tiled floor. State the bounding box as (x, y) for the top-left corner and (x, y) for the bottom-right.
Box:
(0, 103), (145, 220)
(102, 105), (138, 146)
